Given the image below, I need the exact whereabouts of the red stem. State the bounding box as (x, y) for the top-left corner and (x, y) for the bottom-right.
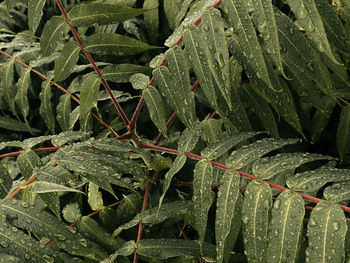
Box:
(55, 0), (130, 128)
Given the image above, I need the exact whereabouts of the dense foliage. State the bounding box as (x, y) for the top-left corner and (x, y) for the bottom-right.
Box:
(0, 0), (350, 262)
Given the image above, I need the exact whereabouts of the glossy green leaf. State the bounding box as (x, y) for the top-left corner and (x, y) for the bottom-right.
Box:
(31, 181), (84, 194)
(68, 3), (148, 27)
(56, 94), (71, 131)
(84, 33), (159, 56)
(54, 41), (81, 82)
(34, 164), (75, 186)
(87, 182), (103, 210)
(62, 202), (81, 223)
(226, 138), (300, 170)
(178, 120), (202, 152)
(242, 180), (272, 263)
(201, 118), (224, 145)
(39, 81), (55, 133)
(201, 8), (232, 109)
(101, 240), (136, 262)
(28, 0), (45, 33)
(193, 159), (213, 242)
(306, 201), (347, 263)
(40, 16), (70, 56)
(142, 86), (167, 136)
(0, 116), (39, 133)
(136, 239), (216, 260)
(114, 200), (192, 236)
(252, 153), (333, 180)
(130, 73), (150, 90)
(22, 135), (55, 149)
(38, 192), (61, 219)
(17, 149), (42, 179)
(0, 199), (108, 261)
(337, 105), (350, 160)
(158, 154), (187, 210)
(201, 132), (260, 160)
(101, 64), (152, 83)
(216, 170), (241, 263)
(0, 140), (22, 151)
(285, 0), (340, 64)
(0, 163), (12, 199)
(51, 131), (91, 147)
(323, 182), (350, 202)
(15, 68), (31, 128)
(183, 25), (217, 108)
(267, 190), (305, 263)
(0, 60), (16, 115)
(251, 0), (285, 77)
(143, 0), (159, 42)
(0, 221), (55, 263)
(287, 166), (350, 192)
(222, 0), (273, 91)
(79, 74), (100, 131)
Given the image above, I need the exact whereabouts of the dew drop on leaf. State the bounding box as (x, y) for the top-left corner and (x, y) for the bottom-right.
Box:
(273, 199), (281, 209)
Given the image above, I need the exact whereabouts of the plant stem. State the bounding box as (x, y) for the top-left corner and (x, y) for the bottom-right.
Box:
(55, 0), (130, 128)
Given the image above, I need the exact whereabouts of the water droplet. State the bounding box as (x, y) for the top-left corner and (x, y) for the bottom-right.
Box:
(289, 27), (295, 35)
(274, 199), (281, 209)
(0, 241), (9, 247)
(332, 221), (340, 231)
(305, 20), (315, 32)
(21, 202), (29, 208)
(79, 238), (88, 247)
(296, 4), (307, 19)
(242, 215), (249, 224)
(318, 42), (325, 52)
(306, 62), (314, 72)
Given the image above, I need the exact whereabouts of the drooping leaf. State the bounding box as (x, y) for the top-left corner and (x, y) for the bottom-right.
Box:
(285, 0), (341, 64)
(22, 135), (55, 149)
(0, 221), (55, 263)
(306, 201), (347, 263)
(0, 199), (108, 261)
(56, 94), (71, 131)
(39, 81), (55, 133)
(178, 120), (202, 152)
(0, 116), (40, 133)
(193, 159), (213, 243)
(84, 33), (159, 56)
(101, 64), (152, 83)
(0, 164), (12, 199)
(226, 138), (300, 170)
(201, 132), (260, 160)
(31, 181), (84, 194)
(337, 105), (350, 160)
(143, 0), (159, 43)
(87, 182), (103, 210)
(28, 0), (45, 33)
(142, 85), (167, 136)
(54, 41), (81, 82)
(287, 166), (350, 192)
(68, 3), (148, 27)
(15, 67), (31, 129)
(183, 25), (217, 108)
(323, 182), (350, 202)
(215, 170), (241, 263)
(0, 60), (16, 115)
(136, 239), (216, 260)
(242, 180), (272, 263)
(114, 200), (192, 236)
(17, 149), (42, 179)
(79, 74), (100, 131)
(40, 16), (70, 56)
(266, 190), (305, 263)
(252, 153), (333, 180)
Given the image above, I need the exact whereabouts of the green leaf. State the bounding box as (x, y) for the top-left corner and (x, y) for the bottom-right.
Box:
(266, 190), (305, 263)
(285, 0), (341, 64)
(0, 221), (55, 263)
(201, 132), (260, 160)
(0, 199), (108, 261)
(193, 159), (213, 243)
(15, 67), (31, 129)
(183, 25), (217, 108)
(201, 118), (224, 145)
(101, 64), (152, 83)
(201, 7), (232, 109)
(114, 200), (192, 236)
(136, 239), (216, 260)
(337, 105), (350, 160)
(62, 202), (81, 223)
(54, 41), (81, 82)
(0, 141), (22, 151)
(68, 3), (148, 27)
(31, 181), (84, 194)
(287, 166), (350, 192)
(323, 182), (350, 202)
(222, 0), (273, 90)
(0, 60), (16, 115)
(0, 116), (40, 133)
(87, 182), (103, 210)
(226, 138), (300, 170)
(178, 120), (202, 152)
(0, 164), (12, 199)
(143, 0), (159, 43)
(215, 171), (241, 263)
(40, 16), (70, 57)
(33, 165), (73, 185)
(306, 201), (347, 263)
(242, 180), (272, 263)
(80, 74), (100, 131)
(102, 241), (136, 262)
(130, 73), (150, 90)
(77, 216), (119, 253)
(17, 149), (42, 179)
(251, 0), (285, 77)
(252, 153), (333, 180)
(56, 94), (71, 131)
(38, 192), (61, 219)
(0, 254), (23, 263)
(142, 86), (167, 136)
(239, 84), (279, 137)
(22, 135), (55, 149)
(158, 154), (187, 211)
(51, 131), (91, 147)
(84, 33), (160, 56)
(28, 0), (45, 33)
(39, 81), (55, 133)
